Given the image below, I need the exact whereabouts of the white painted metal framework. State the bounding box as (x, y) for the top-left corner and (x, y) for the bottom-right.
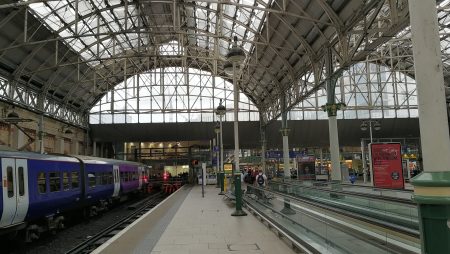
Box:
(0, 1), (447, 127)
(89, 65), (259, 124)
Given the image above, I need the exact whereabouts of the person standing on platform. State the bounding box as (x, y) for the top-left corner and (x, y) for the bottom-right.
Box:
(256, 169), (268, 188)
(241, 170), (246, 192)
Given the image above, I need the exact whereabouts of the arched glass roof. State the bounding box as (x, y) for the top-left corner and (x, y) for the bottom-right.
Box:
(288, 62), (417, 120)
(0, 1), (442, 127)
(28, 0), (268, 66)
(89, 67), (259, 123)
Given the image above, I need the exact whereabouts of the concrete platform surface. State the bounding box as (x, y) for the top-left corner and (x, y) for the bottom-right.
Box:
(96, 184), (296, 254)
(151, 185), (296, 254)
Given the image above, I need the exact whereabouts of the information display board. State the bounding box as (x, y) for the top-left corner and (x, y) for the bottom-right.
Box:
(224, 163), (233, 174)
(370, 143), (404, 189)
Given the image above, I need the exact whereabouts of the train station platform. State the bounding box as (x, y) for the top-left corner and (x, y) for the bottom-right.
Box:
(93, 185), (296, 254)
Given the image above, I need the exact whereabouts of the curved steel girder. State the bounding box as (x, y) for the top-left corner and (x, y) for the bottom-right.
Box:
(7, 0), (376, 117)
(270, 12), (318, 66)
(261, 1), (409, 122)
(17, 0), (331, 62)
(28, 0), (335, 40)
(287, 0), (328, 40)
(12, 42), (47, 79)
(57, 53), (279, 111)
(313, 0), (345, 29)
(184, 2), (310, 75)
(0, 8), (21, 29)
(80, 61), (254, 111)
(20, 18), (290, 104)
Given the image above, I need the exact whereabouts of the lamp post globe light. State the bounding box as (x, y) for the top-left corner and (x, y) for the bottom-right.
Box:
(226, 36), (246, 216)
(360, 120), (381, 144)
(224, 61), (234, 77)
(216, 100), (226, 195)
(226, 36), (246, 66)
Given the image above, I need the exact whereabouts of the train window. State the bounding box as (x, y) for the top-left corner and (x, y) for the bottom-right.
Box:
(49, 172), (61, 192)
(38, 172), (46, 193)
(97, 173), (102, 185)
(105, 173), (111, 185)
(18, 167), (25, 196)
(109, 172), (113, 184)
(102, 173), (108, 185)
(88, 173), (96, 187)
(71, 171), (79, 189)
(7, 166), (13, 197)
(63, 172), (70, 190)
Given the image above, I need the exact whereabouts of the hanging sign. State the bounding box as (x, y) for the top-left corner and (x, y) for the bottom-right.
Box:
(370, 143), (404, 189)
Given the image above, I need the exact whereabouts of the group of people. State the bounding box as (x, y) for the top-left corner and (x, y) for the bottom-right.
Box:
(243, 168), (267, 187)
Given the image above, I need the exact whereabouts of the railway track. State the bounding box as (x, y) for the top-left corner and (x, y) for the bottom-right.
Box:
(65, 192), (167, 254)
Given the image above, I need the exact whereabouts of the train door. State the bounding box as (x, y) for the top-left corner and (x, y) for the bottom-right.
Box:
(0, 158), (29, 227)
(138, 166), (143, 189)
(112, 165), (120, 197)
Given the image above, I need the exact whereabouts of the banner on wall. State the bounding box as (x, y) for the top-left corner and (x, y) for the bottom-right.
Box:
(370, 143), (404, 189)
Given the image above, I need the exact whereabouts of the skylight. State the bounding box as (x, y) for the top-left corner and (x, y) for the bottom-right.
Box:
(27, 0), (270, 66)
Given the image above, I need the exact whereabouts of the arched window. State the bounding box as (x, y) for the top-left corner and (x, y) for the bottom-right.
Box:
(289, 62), (418, 120)
(89, 67), (259, 124)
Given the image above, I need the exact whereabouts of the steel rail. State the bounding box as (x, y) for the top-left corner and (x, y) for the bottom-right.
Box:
(65, 192), (167, 254)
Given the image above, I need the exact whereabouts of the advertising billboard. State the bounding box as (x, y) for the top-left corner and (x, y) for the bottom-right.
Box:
(297, 156), (316, 180)
(370, 143), (404, 189)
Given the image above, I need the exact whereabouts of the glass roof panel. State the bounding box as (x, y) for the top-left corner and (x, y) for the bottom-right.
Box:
(29, 0), (269, 64)
(28, 1), (144, 67)
(90, 67), (258, 123)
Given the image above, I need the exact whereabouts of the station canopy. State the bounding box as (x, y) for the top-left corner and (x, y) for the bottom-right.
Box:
(0, 0), (448, 126)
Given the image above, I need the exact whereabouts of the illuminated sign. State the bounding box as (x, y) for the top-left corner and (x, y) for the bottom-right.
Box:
(224, 163), (233, 174)
(370, 143), (404, 189)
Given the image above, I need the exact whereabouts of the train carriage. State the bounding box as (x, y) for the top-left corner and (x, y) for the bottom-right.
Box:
(1, 151), (149, 241)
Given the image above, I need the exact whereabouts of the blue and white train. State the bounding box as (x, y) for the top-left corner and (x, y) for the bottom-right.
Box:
(0, 150), (148, 241)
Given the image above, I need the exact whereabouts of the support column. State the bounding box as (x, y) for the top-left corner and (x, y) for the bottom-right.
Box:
(260, 119), (267, 174)
(319, 148), (323, 178)
(219, 116), (225, 195)
(93, 141), (97, 157)
(361, 139), (367, 183)
(233, 63), (240, 178)
(36, 115), (44, 153)
(231, 62), (246, 217)
(409, 1), (450, 253)
(280, 94), (295, 215)
(74, 141), (79, 155)
(323, 47), (343, 183)
(57, 138), (64, 154)
(10, 125), (21, 150)
(214, 137), (219, 188)
(85, 130), (89, 156)
(328, 116), (341, 181)
(280, 94), (291, 178)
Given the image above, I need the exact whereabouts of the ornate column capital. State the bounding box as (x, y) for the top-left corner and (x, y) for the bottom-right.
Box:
(279, 127), (290, 136)
(321, 102), (346, 117)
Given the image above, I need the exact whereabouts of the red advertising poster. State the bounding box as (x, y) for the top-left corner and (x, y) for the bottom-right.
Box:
(370, 143), (404, 189)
